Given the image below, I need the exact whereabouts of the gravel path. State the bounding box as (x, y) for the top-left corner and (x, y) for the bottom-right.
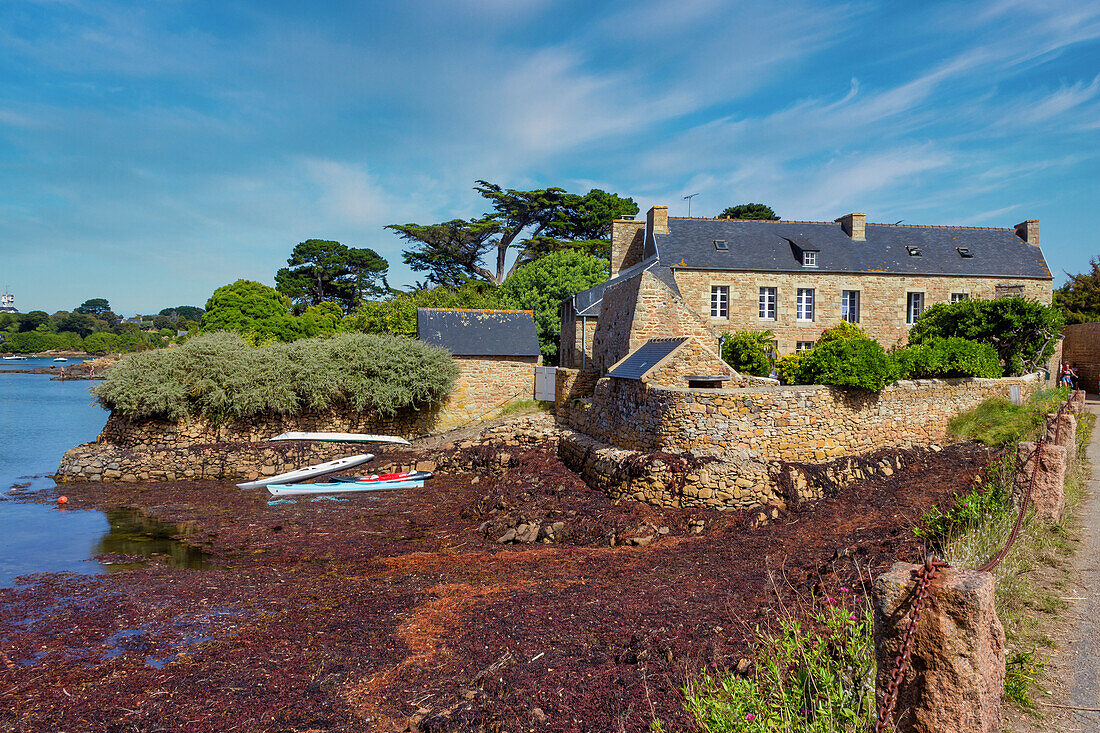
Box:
(1055, 397), (1100, 730)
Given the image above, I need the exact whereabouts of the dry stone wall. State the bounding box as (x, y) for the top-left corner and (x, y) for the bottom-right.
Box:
(59, 355), (537, 482)
(559, 374), (1039, 510)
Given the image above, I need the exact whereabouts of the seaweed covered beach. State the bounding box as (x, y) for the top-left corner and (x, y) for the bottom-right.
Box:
(0, 437), (998, 732)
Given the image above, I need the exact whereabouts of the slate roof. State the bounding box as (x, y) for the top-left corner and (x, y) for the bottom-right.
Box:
(606, 338), (686, 380)
(653, 218), (1052, 279)
(417, 308), (540, 357)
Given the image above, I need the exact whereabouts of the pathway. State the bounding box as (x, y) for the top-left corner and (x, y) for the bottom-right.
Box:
(1049, 395), (1100, 731)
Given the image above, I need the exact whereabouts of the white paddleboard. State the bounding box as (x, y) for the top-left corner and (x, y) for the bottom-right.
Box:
(236, 453), (374, 490)
(269, 432), (411, 445)
(267, 479), (424, 497)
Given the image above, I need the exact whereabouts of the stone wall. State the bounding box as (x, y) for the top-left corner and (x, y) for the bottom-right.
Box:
(1063, 323), (1100, 394)
(559, 313), (599, 371)
(555, 367), (601, 406)
(671, 269), (1053, 354)
(58, 413), (561, 484)
(59, 355), (538, 482)
(558, 374), (1039, 510)
(590, 270), (718, 372)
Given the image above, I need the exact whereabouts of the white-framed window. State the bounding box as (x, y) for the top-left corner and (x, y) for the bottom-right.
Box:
(951, 293), (969, 303)
(711, 285), (729, 318)
(906, 292), (924, 324)
(796, 341), (815, 351)
(758, 287), (777, 320)
(841, 290), (860, 323)
(802, 251), (818, 268)
(796, 288), (815, 321)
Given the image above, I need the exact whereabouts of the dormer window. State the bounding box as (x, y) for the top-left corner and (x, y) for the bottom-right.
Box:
(802, 251), (818, 268)
(957, 247), (973, 258)
(906, 245), (923, 257)
(714, 240), (728, 251)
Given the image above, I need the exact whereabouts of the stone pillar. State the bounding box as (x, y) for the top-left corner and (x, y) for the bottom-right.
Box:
(873, 563), (1005, 733)
(1071, 390), (1086, 412)
(1045, 411), (1077, 464)
(1014, 442), (1067, 523)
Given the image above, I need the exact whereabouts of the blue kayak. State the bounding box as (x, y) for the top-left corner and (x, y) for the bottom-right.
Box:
(267, 479), (425, 497)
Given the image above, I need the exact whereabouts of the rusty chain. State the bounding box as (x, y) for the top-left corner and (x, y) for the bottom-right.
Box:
(978, 398), (1068, 573)
(875, 555), (949, 733)
(876, 395), (1072, 730)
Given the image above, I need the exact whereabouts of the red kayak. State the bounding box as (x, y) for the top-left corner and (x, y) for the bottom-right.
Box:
(331, 471), (433, 484)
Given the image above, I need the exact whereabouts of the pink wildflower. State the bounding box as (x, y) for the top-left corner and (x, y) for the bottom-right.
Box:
(839, 586), (850, 593)
(849, 613), (858, 621)
(745, 713), (756, 722)
(825, 597), (837, 605)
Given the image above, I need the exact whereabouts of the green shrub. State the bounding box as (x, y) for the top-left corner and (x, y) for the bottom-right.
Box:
(796, 338), (894, 391)
(721, 330), (773, 377)
(816, 321), (868, 344)
(909, 297), (1063, 376)
(773, 352), (805, 385)
(93, 331), (459, 422)
(894, 337), (1003, 379)
(685, 596), (874, 732)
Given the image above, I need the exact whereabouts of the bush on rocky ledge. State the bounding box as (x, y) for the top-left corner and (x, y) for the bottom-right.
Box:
(92, 331), (459, 422)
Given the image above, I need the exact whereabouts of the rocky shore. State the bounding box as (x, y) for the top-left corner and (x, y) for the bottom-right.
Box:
(2, 409), (1003, 732)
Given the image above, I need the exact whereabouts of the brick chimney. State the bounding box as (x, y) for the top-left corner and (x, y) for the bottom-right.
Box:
(647, 205), (669, 235)
(610, 217), (645, 276)
(1015, 220), (1039, 246)
(835, 212), (866, 241)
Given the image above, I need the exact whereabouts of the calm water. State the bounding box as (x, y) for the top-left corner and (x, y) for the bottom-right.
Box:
(0, 359), (207, 586)
(0, 358), (111, 586)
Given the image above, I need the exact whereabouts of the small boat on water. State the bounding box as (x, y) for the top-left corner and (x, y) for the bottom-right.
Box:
(330, 470), (433, 484)
(2, 355), (28, 361)
(236, 453), (375, 490)
(269, 431), (411, 445)
(52, 357), (68, 362)
(267, 479), (424, 497)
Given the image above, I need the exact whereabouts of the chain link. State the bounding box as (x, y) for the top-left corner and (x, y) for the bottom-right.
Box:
(875, 556), (948, 732)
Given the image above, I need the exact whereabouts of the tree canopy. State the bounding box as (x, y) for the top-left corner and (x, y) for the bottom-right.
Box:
(388, 182), (636, 286)
(275, 239), (390, 312)
(498, 250), (609, 363)
(158, 305), (205, 322)
(75, 298), (114, 316)
(202, 279), (303, 344)
(1054, 257), (1100, 324)
(719, 203), (779, 220)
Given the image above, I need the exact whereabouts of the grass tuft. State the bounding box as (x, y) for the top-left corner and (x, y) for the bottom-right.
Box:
(946, 387), (1069, 445)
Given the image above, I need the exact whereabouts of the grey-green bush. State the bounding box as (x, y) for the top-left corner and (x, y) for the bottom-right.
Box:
(93, 331), (459, 421)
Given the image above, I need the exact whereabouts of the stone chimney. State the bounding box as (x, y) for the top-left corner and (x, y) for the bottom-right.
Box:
(610, 217), (646, 276)
(836, 212), (866, 241)
(647, 205), (669, 235)
(1015, 220), (1039, 246)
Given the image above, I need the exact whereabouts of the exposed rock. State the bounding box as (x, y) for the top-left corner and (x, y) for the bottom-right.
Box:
(1014, 441), (1066, 523)
(873, 563), (1005, 733)
(513, 522), (540, 544)
(496, 528), (516, 544)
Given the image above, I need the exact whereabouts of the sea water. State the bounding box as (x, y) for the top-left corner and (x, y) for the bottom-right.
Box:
(0, 359), (110, 586)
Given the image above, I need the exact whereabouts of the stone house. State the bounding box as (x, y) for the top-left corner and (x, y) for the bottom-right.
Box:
(560, 206), (1053, 370)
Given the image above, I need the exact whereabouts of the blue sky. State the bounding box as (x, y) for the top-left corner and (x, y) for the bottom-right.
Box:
(2, 0), (1098, 315)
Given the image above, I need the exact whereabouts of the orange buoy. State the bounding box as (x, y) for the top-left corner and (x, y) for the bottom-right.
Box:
(57, 496), (68, 505)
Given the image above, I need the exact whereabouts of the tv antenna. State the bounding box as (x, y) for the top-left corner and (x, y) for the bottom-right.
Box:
(683, 193), (700, 217)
